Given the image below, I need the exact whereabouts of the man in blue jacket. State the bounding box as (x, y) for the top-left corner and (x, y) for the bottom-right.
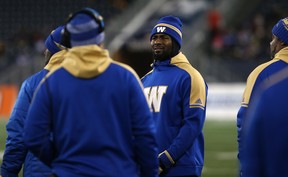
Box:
(0, 25), (67, 177)
(142, 15), (208, 177)
(242, 67), (288, 177)
(24, 8), (158, 177)
(237, 17), (288, 175)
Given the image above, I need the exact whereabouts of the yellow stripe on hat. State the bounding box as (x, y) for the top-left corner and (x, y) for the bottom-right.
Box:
(154, 23), (182, 38)
(283, 18), (288, 30)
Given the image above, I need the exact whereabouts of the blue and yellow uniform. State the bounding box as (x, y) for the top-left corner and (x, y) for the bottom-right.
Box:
(0, 25), (66, 177)
(142, 52), (207, 176)
(24, 45), (158, 177)
(237, 47), (288, 172)
(242, 67), (288, 177)
(0, 50), (66, 177)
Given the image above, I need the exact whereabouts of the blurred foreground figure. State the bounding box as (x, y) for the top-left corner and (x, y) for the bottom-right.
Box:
(142, 15), (208, 177)
(242, 67), (288, 177)
(237, 17), (288, 176)
(24, 7), (158, 177)
(0, 25), (67, 177)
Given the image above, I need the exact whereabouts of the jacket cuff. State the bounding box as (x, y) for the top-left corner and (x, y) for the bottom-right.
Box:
(158, 150), (175, 170)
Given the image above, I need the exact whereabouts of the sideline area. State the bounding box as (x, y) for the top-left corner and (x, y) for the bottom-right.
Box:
(206, 82), (245, 120)
(0, 82), (246, 120)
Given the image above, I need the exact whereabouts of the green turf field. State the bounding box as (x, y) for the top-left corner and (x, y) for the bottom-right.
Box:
(202, 120), (238, 177)
(0, 119), (238, 177)
(0, 119), (6, 151)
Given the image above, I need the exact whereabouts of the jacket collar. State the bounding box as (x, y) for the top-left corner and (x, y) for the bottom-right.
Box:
(61, 45), (112, 78)
(274, 46), (288, 63)
(44, 50), (67, 71)
(151, 52), (189, 67)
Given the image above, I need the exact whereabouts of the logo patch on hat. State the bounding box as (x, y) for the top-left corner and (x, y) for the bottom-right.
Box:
(157, 27), (166, 33)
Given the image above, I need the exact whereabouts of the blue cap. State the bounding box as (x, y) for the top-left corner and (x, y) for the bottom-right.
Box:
(66, 9), (105, 47)
(272, 17), (288, 45)
(150, 15), (183, 48)
(45, 25), (65, 55)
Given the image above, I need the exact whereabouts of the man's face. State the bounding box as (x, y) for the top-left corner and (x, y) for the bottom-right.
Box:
(151, 34), (173, 61)
(270, 34), (283, 58)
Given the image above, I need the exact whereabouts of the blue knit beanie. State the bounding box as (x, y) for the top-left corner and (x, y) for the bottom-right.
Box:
(66, 9), (105, 47)
(272, 17), (288, 45)
(150, 15), (183, 48)
(45, 25), (65, 55)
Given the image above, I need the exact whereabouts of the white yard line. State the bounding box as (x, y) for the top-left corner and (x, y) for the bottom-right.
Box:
(0, 150), (3, 161)
(216, 151), (238, 160)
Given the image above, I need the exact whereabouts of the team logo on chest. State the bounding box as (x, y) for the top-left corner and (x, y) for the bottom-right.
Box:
(144, 86), (168, 112)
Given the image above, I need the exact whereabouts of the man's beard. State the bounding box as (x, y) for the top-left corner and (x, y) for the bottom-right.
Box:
(152, 39), (180, 61)
(152, 50), (171, 61)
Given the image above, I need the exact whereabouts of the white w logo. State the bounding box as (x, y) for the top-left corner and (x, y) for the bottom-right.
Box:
(144, 86), (168, 112)
(156, 27), (166, 33)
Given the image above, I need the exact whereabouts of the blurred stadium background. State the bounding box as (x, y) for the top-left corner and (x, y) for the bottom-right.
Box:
(0, 0), (287, 176)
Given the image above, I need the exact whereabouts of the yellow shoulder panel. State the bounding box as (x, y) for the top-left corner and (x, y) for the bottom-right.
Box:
(174, 62), (207, 109)
(242, 59), (278, 105)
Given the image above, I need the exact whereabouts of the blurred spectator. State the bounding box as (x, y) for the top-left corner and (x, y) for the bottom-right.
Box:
(207, 6), (222, 54)
(0, 0), (127, 86)
(206, 0), (287, 63)
(0, 41), (8, 69)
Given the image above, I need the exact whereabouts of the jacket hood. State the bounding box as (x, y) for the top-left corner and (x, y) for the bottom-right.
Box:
(61, 45), (112, 78)
(170, 52), (190, 65)
(274, 46), (288, 63)
(44, 50), (67, 72)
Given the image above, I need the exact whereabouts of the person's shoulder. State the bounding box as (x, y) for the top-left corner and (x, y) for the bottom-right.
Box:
(261, 67), (288, 93)
(171, 52), (204, 76)
(176, 62), (204, 82)
(110, 60), (133, 72)
(141, 69), (154, 80)
(251, 69), (288, 118)
(44, 66), (66, 81)
(23, 69), (48, 88)
(110, 60), (139, 78)
(248, 59), (279, 78)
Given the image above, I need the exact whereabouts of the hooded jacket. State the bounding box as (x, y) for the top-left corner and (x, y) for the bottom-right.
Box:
(142, 52), (208, 177)
(242, 67), (288, 177)
(1, 50), (66, 177)
(237, 46), (288, 174)
(24, 45), (158, 177)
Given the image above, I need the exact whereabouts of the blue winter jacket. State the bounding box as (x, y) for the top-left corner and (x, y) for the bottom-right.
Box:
(0, 51), (66, 177)
(24, 45), (158, 177)
(142, 52), (208, 177)
(237, 47), (288, 174)
(242, 67), (288, 177)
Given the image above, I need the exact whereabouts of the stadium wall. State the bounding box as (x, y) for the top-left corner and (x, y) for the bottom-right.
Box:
(0, 83), (245, 120)
(206, 83), (245, 121)
(0, 84), (18, 118)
